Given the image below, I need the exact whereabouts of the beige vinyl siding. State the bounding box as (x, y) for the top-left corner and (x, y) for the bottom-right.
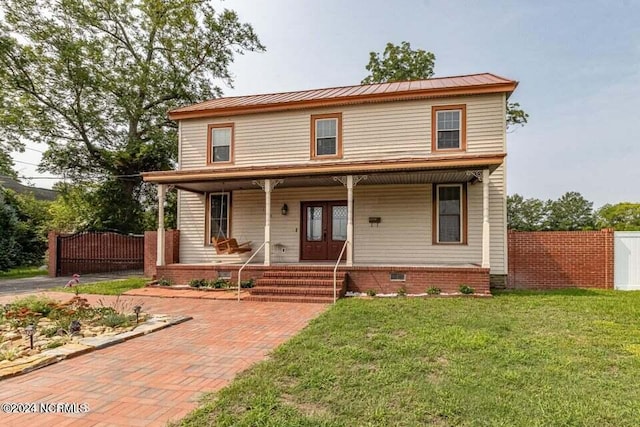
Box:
(177, 183), (512, 270)
(178, 93), (505, 169)
(489, 164), (506, 274)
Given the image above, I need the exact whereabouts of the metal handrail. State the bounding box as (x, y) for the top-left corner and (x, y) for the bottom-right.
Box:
(237, 242), (266, 302)
(333, 240), (349, 304)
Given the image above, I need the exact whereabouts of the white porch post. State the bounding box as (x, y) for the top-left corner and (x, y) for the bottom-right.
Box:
(346, 175), (354, 267)
(481, 169), (491, 269)
(156, 184), (166, 267)
(264, 178), (272, 266)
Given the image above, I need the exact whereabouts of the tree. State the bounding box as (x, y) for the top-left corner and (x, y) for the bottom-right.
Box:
(362, 41), (528, 129)
(0, 191), (18, 270)
(1, 188), (51, 266)
(507, 194), (548, 231)
(545, 192), (595, 231)
(362, 41), (435, 84)
(597, 203), (640, 231)
(0, 0), (264, 233)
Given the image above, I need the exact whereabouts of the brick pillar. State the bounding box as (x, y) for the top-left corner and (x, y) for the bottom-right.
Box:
(165, 230), (180, 264)
(144, 231), (158, 278)
(48, 231), (59, 277)
(603, 228), (615, 289)
(144, 230), (180, 278)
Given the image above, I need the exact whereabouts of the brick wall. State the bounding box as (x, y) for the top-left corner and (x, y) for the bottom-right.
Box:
(144, 230), (180, 278)
(507, 229), (614, 289)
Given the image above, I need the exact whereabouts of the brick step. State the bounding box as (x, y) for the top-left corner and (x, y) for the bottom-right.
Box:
(262, 271), (346, 279)
(255, 278), (340, 287)
(244, 295), (335, 304)
(250, 286), (344, 296)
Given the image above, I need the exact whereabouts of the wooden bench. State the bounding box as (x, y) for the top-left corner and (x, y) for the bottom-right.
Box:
(212, 237), (252, 255)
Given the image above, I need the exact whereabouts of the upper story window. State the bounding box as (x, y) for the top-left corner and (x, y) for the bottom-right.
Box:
(432, 105), (466, 152)
(311, 113), (342, 159)
(207, 123), (234, 164)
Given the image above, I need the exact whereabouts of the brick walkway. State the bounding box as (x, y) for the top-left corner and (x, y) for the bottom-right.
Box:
(0, 292), (327, 426)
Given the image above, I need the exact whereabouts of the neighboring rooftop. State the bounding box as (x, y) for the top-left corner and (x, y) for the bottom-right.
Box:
(0, 177), (57, 201)
(169, 73), (517, 120)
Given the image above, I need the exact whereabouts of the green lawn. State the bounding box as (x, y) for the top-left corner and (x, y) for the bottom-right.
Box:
(0, 266), (48, 279)
(52, 277), (149, 295)
(178, 289), (640, 426)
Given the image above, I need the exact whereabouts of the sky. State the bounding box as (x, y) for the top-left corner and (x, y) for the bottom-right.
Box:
(12, 0), (640, 207)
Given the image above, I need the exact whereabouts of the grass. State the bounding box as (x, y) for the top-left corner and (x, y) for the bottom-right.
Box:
(51, 278), (149, 295)
(177, 289), (640, 426)
(0, 265), (47, 279)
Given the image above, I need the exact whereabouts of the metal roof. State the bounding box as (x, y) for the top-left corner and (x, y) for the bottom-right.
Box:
(169, 73), (517, 120)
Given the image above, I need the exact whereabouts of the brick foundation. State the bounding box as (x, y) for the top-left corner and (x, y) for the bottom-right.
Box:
(155, 264), (490, 295)
(507, 229), (614, 290)
(144, 230), (180, 278)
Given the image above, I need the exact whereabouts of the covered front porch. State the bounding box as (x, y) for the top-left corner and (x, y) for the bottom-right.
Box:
(143, 154), (504, 299)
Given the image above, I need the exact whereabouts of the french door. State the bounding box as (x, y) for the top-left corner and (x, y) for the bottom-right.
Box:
(300, 201), (348, 261)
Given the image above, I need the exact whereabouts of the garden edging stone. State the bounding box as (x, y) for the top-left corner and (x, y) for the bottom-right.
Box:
(0, 314), (192, 380)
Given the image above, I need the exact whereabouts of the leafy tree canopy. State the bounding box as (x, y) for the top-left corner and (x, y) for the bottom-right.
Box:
(597, 203), (640, 231)
(546, 191), (596, 231)
(362, 41), (435, 84)
(362, 41), (528, 129)
(508, 191), (597, 231)
(0, 187), (51, 269)
(507, 194), (547, 231)
(0, 0), (264, 233)
(0, 190), (19, 270)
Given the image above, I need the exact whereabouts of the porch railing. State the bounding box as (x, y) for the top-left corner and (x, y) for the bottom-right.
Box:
(333, 240), (349, 304)
(237, 241), (266, 302)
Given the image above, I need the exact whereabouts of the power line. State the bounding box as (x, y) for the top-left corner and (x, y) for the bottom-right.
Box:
(24, 146), (44, 154)
(13, 159), (40, 167)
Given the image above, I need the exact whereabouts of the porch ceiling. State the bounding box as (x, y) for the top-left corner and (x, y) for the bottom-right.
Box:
(143, 154), (504, 194)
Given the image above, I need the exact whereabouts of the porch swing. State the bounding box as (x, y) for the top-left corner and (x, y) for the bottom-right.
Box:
(210, 191), (252, 255)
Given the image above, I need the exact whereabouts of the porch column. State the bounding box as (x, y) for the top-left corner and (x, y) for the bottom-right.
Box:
(156, 184), (166, 267)
(481, 169), (490, 269)
(346, 175), (354, 267)
(264, 178), (272, 266)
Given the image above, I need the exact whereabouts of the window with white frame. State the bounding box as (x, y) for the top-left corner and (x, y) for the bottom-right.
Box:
(436, 184), (463, 243)
(432, 105), (466, 151)
(436, 109), (461, 149)
(208, 124), (233, 163)
(209, 193), (230, 240)
(311, 113), (342, 158)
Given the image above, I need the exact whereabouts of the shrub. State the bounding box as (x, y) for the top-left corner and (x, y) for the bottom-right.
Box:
(240, 279), (255, 289)
(9, 295), (56, 317)
(211, 278), (229, 289)
(189, 278), (208, 288)
(397, 287), (407, 297)
(100, 313), (130, 328)
(426, 286), (441, 295)
(459, 285), (474, 295)
(366, 289), (377, 297)
(0, 342), (20, 362)
(157, 277), (171, 286)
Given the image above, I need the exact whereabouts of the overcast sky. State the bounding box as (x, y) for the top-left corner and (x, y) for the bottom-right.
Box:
(13, 0), (640, 207)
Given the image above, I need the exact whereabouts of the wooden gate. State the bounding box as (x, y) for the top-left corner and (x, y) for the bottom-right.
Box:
(55, 231), (144, 276)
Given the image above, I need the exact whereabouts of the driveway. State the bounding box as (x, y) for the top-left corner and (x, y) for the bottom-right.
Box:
(0, 270), (143, 295)
(0, 292), (327, 426)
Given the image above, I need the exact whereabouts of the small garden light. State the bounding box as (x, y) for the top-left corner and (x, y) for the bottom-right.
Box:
(24, 324), (35, 349)
(70, 320), (81, 335)
(133, 305), (142, 324)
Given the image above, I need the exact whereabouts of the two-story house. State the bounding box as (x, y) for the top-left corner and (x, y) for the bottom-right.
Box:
(142, 73), (518, 302)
